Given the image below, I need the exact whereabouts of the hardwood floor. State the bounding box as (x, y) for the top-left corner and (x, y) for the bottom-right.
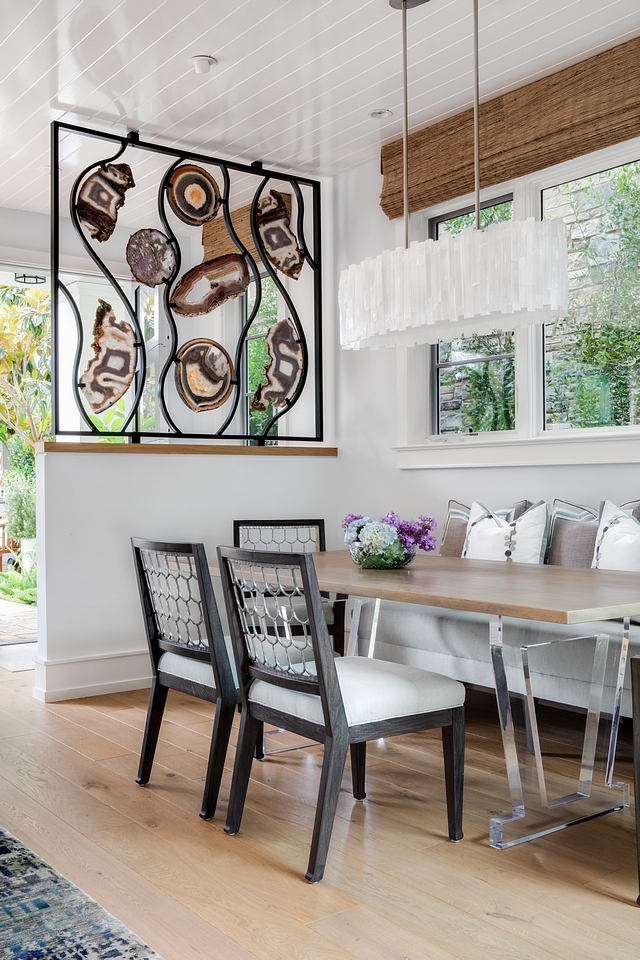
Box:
(0, 667), (637, 960)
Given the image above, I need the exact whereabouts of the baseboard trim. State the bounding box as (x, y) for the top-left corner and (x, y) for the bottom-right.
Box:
(32, 648), (152, 702)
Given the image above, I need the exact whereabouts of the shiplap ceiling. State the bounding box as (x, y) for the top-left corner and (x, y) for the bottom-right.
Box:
(1, 0), (640, 223)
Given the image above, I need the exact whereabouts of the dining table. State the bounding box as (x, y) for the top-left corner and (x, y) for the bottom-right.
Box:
(213, 549), (639, 848)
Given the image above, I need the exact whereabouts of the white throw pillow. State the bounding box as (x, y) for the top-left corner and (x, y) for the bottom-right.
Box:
(592, 500), (640, 571)
(462, 500), (549, 564)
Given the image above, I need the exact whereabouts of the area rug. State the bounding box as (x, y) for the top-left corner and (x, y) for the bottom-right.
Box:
(0, 642), (36, 673)
(0, 829), (163, 959)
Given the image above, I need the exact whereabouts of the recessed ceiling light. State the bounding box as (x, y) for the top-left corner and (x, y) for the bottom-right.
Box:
(189, 55), (217, 75)
(370, 109), (393, 120)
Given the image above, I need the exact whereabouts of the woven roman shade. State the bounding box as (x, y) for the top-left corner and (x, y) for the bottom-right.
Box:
(380, 36), (640, 220)
(202, 193), (291, 263)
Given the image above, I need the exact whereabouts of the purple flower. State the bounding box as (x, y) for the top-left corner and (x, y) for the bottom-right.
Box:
(342, 513), (364, 531)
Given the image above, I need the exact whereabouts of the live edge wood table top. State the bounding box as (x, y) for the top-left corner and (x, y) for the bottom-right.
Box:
(309, 551), (640, 625)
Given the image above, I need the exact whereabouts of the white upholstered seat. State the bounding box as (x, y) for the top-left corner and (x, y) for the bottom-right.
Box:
(249, 656), (465, 727)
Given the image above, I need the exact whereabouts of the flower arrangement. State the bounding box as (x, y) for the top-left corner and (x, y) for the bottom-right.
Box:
(342, 512), (437, 569)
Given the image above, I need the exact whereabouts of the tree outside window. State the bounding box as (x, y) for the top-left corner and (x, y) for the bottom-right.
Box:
(246, 276), (278, 441)
(544, 160), (640, 429)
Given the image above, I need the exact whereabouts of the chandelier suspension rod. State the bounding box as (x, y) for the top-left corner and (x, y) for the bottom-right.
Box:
(473, 0), (480, 230)
(402, 0), (409, 249)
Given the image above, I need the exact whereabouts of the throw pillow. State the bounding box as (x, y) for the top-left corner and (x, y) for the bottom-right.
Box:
(546, 499), (598, 568)
(439, 499), (530, 558)
(462, 500), (549, 564)
(592, 500), (640, 572)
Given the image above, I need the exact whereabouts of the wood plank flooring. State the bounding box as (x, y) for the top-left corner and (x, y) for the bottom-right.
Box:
(0, 668), (637, 960)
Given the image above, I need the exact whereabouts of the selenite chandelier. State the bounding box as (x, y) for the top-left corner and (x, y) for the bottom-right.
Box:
(339, 0), (569, 351)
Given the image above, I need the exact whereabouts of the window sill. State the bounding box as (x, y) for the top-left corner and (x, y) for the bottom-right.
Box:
(395, 430), (640, 470)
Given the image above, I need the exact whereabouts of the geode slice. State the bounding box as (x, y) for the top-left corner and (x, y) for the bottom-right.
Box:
(251, 317), (303, 411)
(175, 339), (234, 412)
(126, 229), (177, 287)
(76, 163), (135, 242)
(170, 255), (249, 316)
(255, 190), (304, 280)
(79, 300), (137, 414)
(167, 164), (221, 226)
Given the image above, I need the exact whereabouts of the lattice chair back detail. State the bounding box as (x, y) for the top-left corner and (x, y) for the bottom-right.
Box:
(218, 545), (466, 883)
(233, 519), (326, 554)
(132, 539), (237, 820)
(221, 547), (347, 734)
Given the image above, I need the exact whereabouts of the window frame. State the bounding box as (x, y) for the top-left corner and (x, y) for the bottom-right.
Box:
(395, 132), (640, 470)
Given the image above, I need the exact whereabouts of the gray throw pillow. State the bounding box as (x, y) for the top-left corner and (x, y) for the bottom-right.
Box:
(546, 499), (598, 568)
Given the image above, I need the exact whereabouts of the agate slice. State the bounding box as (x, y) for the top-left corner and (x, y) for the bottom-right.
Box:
(79, 300), (137, 414)
(76, 163), (135, 242)
(175, 339), (234, 412)
(255, 190), (304, 280)
(167, 164), (221, 226)
(170, 254), (249, 316)
(251, 317), (303, 411)
(126, 229), (177, 287)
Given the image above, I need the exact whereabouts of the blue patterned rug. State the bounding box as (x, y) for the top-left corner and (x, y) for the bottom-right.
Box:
(0, 829), (163, 959)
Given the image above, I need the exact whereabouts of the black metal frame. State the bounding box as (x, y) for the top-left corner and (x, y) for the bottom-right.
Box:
(51, 120), (323, 444)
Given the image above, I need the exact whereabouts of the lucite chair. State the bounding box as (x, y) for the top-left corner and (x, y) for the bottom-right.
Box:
(132, 538), (238, 820)
(218, 545), (466, 883)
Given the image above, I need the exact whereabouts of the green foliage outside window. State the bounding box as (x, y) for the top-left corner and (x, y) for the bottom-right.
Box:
(544, 161), (640, 429)
(0, 285), (51, 450)
(247, 278), (278, 440)
(436, 201), (515, 433)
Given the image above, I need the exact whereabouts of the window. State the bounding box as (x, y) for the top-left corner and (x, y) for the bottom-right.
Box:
(431, 198), (515, 435)
(543, 159), (640, 430)
(245, 276), (279, 441)
(396, 135), (640, 469)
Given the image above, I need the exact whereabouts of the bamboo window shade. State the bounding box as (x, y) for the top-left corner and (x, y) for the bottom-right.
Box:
(380, 36), (640, 220)
(202, 193), (292, 263)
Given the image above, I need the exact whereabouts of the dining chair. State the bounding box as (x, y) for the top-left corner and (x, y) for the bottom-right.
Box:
(233, 519), (347, 656)
(132, 538), (237, 821)
(217, 545), (466, 883)
(632, 656), (640, 906)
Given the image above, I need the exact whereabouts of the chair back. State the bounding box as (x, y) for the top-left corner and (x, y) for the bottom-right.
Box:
(217, 546), (346, 735)
(132, 538), (235, 700)
(233, 519), (326, 553)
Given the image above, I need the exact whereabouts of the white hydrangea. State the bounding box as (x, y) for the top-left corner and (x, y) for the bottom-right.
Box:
(358, 520), (398, 555)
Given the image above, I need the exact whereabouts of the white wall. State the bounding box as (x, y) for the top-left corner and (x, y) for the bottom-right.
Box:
(28, 156), (640, 701)
(35, 449), (342, 701)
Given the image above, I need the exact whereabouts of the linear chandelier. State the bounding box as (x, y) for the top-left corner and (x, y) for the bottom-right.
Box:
(339, 0), (568, 351)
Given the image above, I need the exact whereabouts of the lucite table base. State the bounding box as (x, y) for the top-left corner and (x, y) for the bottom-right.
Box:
(489, 614), (630, 849)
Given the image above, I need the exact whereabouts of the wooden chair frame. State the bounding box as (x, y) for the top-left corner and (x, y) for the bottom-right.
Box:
(132, 538), (237, 820)
(218, 546), (464, 883)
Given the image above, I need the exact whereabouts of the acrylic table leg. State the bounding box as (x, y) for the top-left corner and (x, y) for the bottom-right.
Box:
(346, 599), (362, 658)
(632, 656), (640, 906)
(489, 614), (525, 847)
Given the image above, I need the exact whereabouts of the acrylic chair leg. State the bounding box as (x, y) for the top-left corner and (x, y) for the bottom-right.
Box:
(200, 702), (235, 820)
(442, 706), (465, 841)
(306, 735), (349, 883)
(225, 710), (262, 836)
(350, 741), (366, 800)
(136, 678), (168, 785)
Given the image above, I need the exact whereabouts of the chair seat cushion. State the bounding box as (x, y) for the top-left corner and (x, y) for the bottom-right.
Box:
(248, 656), (465, 728)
